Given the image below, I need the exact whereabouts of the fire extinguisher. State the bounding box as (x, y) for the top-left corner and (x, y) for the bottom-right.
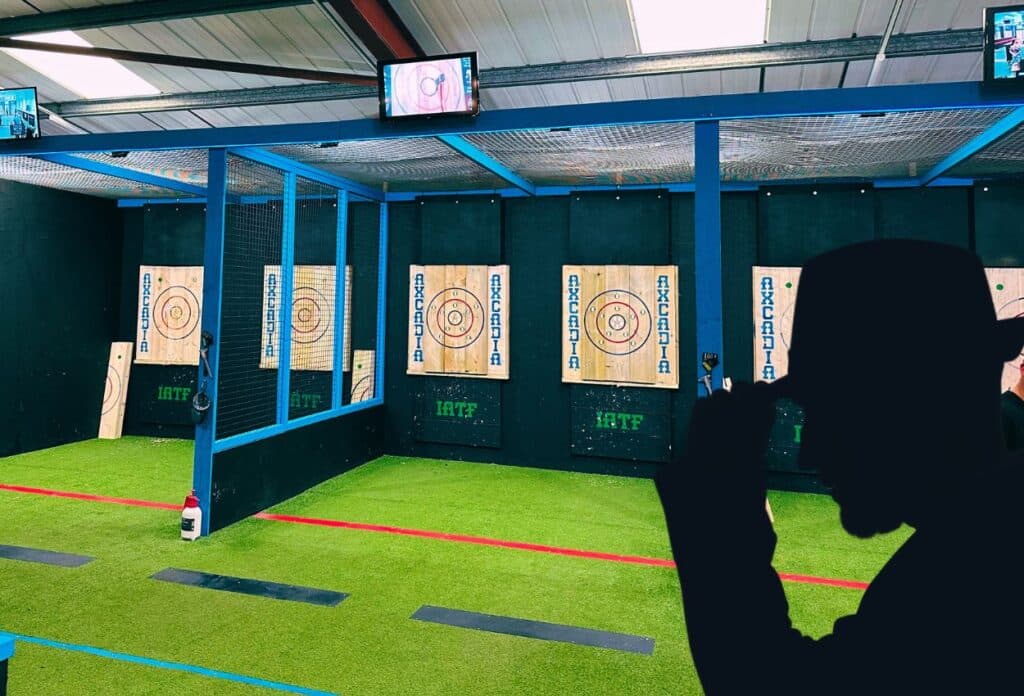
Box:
(181, 490), (201, 541)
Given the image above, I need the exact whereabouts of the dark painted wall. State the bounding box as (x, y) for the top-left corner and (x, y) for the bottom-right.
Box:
(210, 405), (384, 531)
(0, 181), (121, 456)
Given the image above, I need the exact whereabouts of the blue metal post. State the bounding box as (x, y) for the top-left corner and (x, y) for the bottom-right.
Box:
(332, 189), (349, 409)
(375, 203), (389, 401)
(277, 171), (296, 423)
(695, 120), (723, 395)
(192, 148), (227, 536)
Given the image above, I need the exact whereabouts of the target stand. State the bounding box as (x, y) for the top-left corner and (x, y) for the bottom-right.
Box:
(752, 266), (801, 383)
(986, 268), (1024, 393)
(99, 342), (133, 439)
(135, 266), (203, 366)
(260, 265), (352, 372)
(407, 265), (509, 380)
(562, 265), (678, 389)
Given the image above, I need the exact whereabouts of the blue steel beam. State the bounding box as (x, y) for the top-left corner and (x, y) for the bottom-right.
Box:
(920, 106), (1024, 185)
(694, 121), (723, 395)
(2, 82), (1024, 157)
(37, 153), (206, 197)
(435, 135), (535, 195)
(229, 147), (384, 202)
(277, 172), (297, 425)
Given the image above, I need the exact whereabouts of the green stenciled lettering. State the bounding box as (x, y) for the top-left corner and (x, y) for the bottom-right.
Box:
(793, 424), (803, 444)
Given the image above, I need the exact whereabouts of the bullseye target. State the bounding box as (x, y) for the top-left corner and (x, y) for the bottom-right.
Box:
(426, 288), (485, 349)
(153, 286), (200, 341)
(986, 268), (1024, 393)
(563, 265), (678, 389)
(390, 60), (469, 116)
(260, 265), (352, 372)
(752, 267), (801, 383)
(99, 342), (133, 440)
(136, 266), (203, 366)
(583, 290), (652, 356)
(408, 265), (509, 379)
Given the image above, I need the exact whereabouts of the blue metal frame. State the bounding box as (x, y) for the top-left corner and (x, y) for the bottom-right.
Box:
(37, 153), (206, 197)
(694, 121), (723, 395)
(375, 202), (389, 402)
(229, 147), (384, 202)
(276, 171), (296, 424)
(921, 106), (1024, 185)
(331, 189), (349, 410)
(436, 135), (535, 195)
(192, 148), (228, 536)
(3, 82), (1024, 157)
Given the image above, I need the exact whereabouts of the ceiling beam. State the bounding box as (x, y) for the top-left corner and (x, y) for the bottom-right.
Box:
(920, 106), (1024, 185)
(321, 1), (422, 60)
(0, 37), (375, 85)
(44, 28), (983, 118)
(436, 135), (535, 195)
(35, 153), (207, 197)
(0, 0), (305, 36)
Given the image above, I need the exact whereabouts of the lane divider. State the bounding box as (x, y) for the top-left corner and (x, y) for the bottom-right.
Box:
(0, 483), (870, 590)
(1, 631), (337, 695)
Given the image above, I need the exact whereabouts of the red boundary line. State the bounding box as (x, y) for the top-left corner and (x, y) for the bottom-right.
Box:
(0, 482), (869, 590)
(0, 483), (179, 510)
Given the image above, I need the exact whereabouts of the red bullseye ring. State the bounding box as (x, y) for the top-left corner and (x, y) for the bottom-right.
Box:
(583, 290), (652, 356)
(425, 288), (485, 349)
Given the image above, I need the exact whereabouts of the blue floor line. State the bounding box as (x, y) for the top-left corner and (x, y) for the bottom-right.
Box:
(0, 631), (337, 695)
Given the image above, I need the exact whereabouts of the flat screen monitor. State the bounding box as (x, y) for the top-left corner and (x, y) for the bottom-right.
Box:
(378, 53), (478, 120)
(0, 87), (39, 140)
(985, 5), (1024, 84)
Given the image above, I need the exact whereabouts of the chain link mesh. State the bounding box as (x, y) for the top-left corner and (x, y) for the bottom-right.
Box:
(0, 155), (200, 199)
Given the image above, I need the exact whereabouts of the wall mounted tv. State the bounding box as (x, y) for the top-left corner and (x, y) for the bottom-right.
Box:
(985, 5), (1024, 84)
(0, 87), (39, 140)
(378, 52), (479, 120)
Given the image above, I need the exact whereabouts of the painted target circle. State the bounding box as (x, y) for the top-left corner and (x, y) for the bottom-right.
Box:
(153, 286), (201, 341)
(779, 303), (796, 350)
(391, 61), (466, 116)
(291, 286), (331, 344)
(425, 288), (485, 349)
(102, 365), (121, 415)
(352, 376), (373, 402)
(583, 290), (652, 356)
(996, 296), (1024, 385)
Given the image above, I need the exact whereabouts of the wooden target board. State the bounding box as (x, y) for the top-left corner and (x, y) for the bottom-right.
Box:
(99, 342), (133, 439)
(986, 268), (1024, 393)
(350, 350), (375, 403)
(136, 266), (203, 366)
(752, 267), (801, 382)
(562, 265), (679, 389)
(260, 265), (352, 372)
(407, 265), (510, 379)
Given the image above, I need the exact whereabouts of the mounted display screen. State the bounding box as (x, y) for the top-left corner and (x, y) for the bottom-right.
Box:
(0, 87), (39, 140)
(985, 5), (1024, 84)
(378, 52), (479, 119)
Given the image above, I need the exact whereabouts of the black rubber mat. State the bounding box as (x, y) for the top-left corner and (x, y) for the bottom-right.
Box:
(0, 544), (93, 568)
(150, 568), (347, 607)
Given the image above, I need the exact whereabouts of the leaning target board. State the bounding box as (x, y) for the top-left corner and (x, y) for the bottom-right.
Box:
(136, 266), (203, 365)
(562, 265), (679, 389)
(350, 350), (375, 403)
(260, 265), (352, 372)
(985, 268), (1024, 393)
(752, 266), (801, 382)
(408, 265), (509, 379)
(98, 342), (133, 439)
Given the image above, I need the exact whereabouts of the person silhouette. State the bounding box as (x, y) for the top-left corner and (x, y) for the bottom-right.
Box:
(657, 239), (1024, 695)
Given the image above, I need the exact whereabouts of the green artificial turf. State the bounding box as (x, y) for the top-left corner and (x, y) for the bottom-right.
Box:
(0, 441), (912, 694)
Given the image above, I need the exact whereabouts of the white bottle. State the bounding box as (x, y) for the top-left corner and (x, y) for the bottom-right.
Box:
(181, 490), (202, 541)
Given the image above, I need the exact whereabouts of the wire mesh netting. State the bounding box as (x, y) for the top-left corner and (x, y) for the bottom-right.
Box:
(216, 154), (284, 439)
(949, 122), (1024, 179)
(74, 149), (208, 186)
(289, 178), (341, 420)
(464, 123), (696, 186)
(268, 140), (509, 191)
(719, 108), (1014, 182)
(0, 155), (200, 199)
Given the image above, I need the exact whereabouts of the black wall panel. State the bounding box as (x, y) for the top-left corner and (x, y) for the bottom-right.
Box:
(876, 187), (970, 247)
(0, 181), (121, 455)
(758, 187), (875, 266)
(975, 183), (1024, 266)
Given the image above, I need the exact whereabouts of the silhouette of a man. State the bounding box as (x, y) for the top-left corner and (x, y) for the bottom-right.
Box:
(658, 240), (1024, 695)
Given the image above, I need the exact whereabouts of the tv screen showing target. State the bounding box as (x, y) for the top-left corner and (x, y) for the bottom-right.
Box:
(0, 87), (39, 140)
(378, 52), (479, 120)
